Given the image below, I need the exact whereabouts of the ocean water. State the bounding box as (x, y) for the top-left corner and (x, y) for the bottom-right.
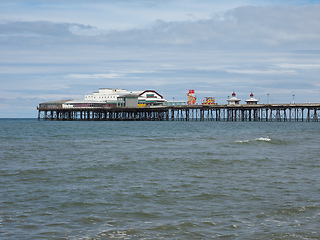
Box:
(1, 119), (320, 240)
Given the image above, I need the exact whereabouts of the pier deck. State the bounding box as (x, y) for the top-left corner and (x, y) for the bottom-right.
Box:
(37, 104), (320, 122)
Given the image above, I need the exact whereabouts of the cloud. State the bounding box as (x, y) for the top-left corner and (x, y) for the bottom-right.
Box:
(108, 5), (320, 49)
(0, 0), (271, 31)
(0, 21), (97, 39)
(0, 21), (97, 48)
(1, 5), (319, 51)
(276, 63), (320, 70)
(66, 73), (124, 79)
(225, 69), (296, 75)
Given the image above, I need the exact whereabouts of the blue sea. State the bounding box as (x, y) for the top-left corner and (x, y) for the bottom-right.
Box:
(1, 119), (320, 239)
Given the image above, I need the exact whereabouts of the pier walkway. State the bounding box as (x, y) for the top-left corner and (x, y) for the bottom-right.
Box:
(37, 104), (320, 122)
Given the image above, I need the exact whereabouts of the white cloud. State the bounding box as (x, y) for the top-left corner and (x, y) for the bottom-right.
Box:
(276, 63), (320, 70)
(66, 73), (124, 79)
(225, 69), (296, 75)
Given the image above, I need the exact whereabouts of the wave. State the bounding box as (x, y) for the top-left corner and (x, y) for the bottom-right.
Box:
(235, 137), (275, 144)
(235, 140), (250, 143)
(255, 137), (271, 142)
(236, 137), (272, 144)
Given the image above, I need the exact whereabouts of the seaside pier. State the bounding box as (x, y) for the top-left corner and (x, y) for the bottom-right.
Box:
(37, 103), (320, 122)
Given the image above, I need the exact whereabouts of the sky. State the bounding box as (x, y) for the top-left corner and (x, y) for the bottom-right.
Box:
(1, 0), (320, 117)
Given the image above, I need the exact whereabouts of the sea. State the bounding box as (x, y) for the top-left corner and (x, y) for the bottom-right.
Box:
(1, 119), (320, 240)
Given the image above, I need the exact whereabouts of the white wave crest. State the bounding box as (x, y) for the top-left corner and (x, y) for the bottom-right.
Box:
(255, 137), (271, 142)
(236, 140), (249, 143)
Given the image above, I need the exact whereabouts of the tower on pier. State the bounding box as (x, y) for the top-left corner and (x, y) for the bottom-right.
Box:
(227, 92), (241, 105)
(245, 92), (259, 105)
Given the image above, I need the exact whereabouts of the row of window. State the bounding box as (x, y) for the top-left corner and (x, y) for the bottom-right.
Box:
(86, 95), (117, 99)
(86, 95), (161, 100)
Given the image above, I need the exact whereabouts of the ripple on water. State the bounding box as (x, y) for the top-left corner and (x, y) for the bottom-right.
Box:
(1, 120), (320, 239)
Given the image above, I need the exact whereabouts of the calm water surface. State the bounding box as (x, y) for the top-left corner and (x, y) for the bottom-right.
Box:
(1, 119), (320, 239)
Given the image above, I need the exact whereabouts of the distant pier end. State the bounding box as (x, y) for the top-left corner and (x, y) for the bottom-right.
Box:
(37, 103), (320, 122)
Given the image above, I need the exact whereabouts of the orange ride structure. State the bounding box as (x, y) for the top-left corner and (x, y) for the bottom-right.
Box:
(187, 90), (196, 105)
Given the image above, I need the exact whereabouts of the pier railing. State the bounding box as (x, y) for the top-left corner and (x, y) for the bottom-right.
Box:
(37, 104), (320, 122)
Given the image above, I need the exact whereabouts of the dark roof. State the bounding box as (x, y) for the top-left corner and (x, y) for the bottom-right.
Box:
(138, 90), (163, 99)
(118, 94), (139, 98)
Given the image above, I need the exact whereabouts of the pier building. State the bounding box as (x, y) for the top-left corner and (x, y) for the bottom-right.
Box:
(227, 92), (241, 105)
(117, 94), (139, 107)
(62, 100), (107, 108)
(245, 93), (259, 105)
(84, 88), (166, 107)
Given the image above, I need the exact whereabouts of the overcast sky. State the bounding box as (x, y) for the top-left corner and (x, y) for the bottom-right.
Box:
(1, 0), (320, 117)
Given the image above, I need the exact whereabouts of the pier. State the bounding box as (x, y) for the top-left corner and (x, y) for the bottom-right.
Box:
(37, 104), (320, 122)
